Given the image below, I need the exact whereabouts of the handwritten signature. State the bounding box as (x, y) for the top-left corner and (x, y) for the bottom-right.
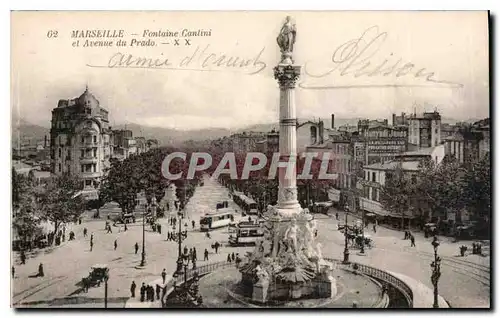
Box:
(301, 26), (463, 89)
(86, 45), (267, 75)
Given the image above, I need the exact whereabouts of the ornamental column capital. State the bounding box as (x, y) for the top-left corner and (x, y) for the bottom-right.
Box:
(274, 64), (301, 89)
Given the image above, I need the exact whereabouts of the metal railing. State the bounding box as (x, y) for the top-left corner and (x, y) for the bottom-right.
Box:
(324, 258), (413, 307)
(164, 258), (414, 308)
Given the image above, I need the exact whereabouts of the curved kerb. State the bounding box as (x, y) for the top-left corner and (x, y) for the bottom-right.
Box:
(162, 258), (414, 308)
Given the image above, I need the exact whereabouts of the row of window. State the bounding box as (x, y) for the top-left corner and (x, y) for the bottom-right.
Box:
(58, 148), (98, 159)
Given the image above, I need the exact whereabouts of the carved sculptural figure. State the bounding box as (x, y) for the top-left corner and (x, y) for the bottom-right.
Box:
(284, 218), (299, 253)
(277, 16), (296, 54)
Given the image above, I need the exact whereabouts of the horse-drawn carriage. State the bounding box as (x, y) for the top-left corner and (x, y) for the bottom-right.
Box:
(338, 223), (374, 249)
(81, 264), (109, 292)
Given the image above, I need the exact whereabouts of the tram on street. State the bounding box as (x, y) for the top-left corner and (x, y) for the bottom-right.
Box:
(228, 221), (265, 246)
(200, 208), (234, 231)
(232, 192), (259, 215)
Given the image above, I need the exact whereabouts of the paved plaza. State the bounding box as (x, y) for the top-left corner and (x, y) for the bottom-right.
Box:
(11, 175), (490, 308)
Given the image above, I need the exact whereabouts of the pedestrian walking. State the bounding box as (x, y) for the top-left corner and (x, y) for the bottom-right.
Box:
(235, 254), (241, 267)
(149, 285), (155, 302)
(90, 240), (93, 252)
(130, 281), (136, 298)
(161, 268), (167, 284)
(124, 223), (128, 232)
(193, 247), (197, 261)
(114, 239), (118, 250)
(90, 233), (94, 243)
(184, 246), (189, 256)
(192, 220), (195, 229)
(12, 266), (15, 279)
(83, 228), (88, 237)
(156, 284), (161, 300)
(135, 242), (139, 254)
(227, 254), (232, 263)
(214, 241), (220, 254)
(231, 252), (235, 262)
(38, 263), (44, 277)
(20, 250), (26, 265)
(373, 224), (377, 233)
(410, 235), (416, 247)
(140, 283), (146, 302)
(107, 225), (113, 234)
(204, 248), (209, 261)
(335, 212), (339, 220)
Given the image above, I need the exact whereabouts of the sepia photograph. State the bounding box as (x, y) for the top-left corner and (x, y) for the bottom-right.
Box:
(10, 10), (490, 309)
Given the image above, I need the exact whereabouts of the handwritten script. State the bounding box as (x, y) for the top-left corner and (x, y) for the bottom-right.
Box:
(86, 45), (267, 75)
(301, 26), (463, 89)
(86, 27), (463, 89)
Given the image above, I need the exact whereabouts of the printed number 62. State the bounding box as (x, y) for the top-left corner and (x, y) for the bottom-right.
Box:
(47, 30), (58, 38)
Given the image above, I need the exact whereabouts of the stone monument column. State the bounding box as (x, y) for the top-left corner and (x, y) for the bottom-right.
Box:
(274, 16), (301, 217)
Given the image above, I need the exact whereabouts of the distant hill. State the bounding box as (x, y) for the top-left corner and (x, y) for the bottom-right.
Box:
(11, 116), (50, 148)
(11, 115), (483, 149)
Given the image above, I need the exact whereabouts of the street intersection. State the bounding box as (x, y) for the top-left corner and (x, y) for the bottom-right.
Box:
(11, 175), (490, 308)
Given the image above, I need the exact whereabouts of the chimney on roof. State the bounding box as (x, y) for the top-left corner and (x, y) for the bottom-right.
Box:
(392, 114), (396, 126)
(331, 114), (335, 129)
(44, 135), (47, 148)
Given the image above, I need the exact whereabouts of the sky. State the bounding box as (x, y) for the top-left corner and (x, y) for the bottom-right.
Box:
(11, 11), (489, 130)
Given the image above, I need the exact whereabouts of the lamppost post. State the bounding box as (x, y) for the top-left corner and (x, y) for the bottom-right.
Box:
(175, 215), (184, 276)
(104, 269), (109, 309)
(359, 196), (365, 255)
(140, 203), (147, 267)
(343, 205), (350, 264)
(431, 236), (441, 308)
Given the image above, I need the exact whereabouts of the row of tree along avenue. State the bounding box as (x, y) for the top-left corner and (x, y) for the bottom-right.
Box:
(206, 148), (336, 213)
(380, 153), (491, 239)
(12, 147), (203, 252)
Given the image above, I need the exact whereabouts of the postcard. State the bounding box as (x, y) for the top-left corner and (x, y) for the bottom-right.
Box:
(11, 11), (490, 309)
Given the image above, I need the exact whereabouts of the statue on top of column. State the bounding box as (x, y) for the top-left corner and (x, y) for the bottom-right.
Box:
(277, 16), (296, 63)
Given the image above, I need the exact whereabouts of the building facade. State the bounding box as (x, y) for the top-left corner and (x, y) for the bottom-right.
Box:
(408, 111), (441, 148)
(50, 87), (112, 189)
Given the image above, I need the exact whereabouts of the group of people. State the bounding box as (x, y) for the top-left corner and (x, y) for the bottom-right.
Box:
(133, 282), (161, 302)
(226, 252), (242, 266)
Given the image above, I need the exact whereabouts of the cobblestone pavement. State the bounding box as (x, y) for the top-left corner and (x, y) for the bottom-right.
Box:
(11, 176), (490, 308)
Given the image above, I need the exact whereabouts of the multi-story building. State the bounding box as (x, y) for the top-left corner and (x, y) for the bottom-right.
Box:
(408, 111), (441, 148)
(50, 87), (112, 189)
(358, 145), (445, 223)
(111, 129), (137, 160)
(444, 118), (490, 163)
(362, 125), (408, 165)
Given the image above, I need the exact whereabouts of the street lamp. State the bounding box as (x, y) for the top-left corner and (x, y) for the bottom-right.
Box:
(183, 255), (189, 286)
(174, 215), (187, 276)
(103, 269), (109, 309)
(343, 205), (350, 264)
(430, 236), (441, 308)
(140, 203), (148, 267)
(359, 198), (365, 255)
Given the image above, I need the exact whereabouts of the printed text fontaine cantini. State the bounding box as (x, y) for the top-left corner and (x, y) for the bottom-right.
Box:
(71, 29), (212, 38)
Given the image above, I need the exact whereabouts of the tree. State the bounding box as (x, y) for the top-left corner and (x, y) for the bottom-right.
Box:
(100, 158), (143, 214)
(462, 152), (491, 221)
(415, 157), (467, 226)
(380, 163), (415, 230)
(38, 174), (85, 235)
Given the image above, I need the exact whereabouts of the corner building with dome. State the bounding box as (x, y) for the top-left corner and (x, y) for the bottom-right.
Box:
(50, 87), (112, 189)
